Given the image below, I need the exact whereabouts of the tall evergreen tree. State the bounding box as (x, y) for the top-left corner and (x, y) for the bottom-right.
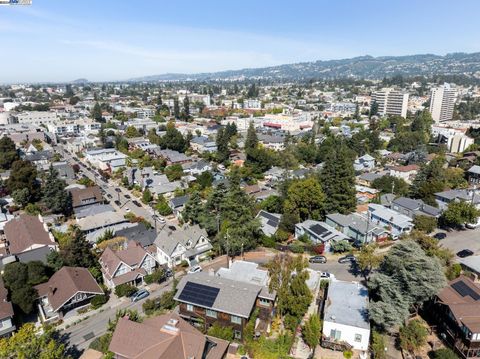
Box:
(7, 160), (40, 202)
(215, 127), (230, 163)
(173, 98), (180, 119)
(320, 141), (356, 214)
(42, 167), (73, 216)
(91, 102), (102, 122)
(182, 96), (190, 120)
(0, 137), (19, 170)
(244, 121), (258, 152)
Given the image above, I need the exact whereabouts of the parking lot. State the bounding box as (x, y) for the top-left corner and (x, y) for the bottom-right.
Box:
(439, 227), (480, 258)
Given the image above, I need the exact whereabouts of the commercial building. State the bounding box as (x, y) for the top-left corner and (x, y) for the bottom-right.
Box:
(430, 83), (457, 122)
(371, 88), (409, 118)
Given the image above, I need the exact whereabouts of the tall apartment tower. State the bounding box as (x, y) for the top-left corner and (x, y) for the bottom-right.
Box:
(371, 88), (409, 118)
(429, 83), (457, 123)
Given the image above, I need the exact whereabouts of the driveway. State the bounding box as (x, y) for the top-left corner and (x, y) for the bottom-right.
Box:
(438, 227), (480, 258)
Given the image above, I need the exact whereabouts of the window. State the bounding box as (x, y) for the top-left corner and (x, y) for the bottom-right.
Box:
(231, 315), (242, 324)
(330, 329), (341, 340)
(234, 330), (242, 340)
(355, 334), (362, 342)
(259, 298), (270, 307)
(186, 304), (193, 312)
(206, 309), (217, 318)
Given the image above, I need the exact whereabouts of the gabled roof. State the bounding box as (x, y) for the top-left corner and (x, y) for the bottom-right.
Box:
(4, 214), (56, 254)
(0, 277), (14, 320)
(115, 223), (157, 248)
(69, 186), (103, 208)
(109, 313), (228, 359)
(35, 267), (103, 312)
(256, 210), (281, 237)
(155, 225), (209, 257)
(468, 165), (480, 175)
(100, 241), (151, 278)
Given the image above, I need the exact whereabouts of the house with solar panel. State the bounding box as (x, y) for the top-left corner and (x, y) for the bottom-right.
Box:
(429, 275), (480, 358)
(255, 210), (281, 237)
(174, 270), (276, 341)
(295, 219), (349, 251)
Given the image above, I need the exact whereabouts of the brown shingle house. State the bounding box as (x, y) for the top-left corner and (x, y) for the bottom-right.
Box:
(431, 275), (480, 358)
(0, 277), (15, 337)
(69, 186), (103, 210)
(35, 267), (103, 323)
(109, 313), (229, 359)
(3, 214), (58, 263)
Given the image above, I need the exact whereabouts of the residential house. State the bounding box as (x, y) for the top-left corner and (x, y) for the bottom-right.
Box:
(389, 164), (420, 184)
(0, 278), (15, 337)
(69, 185), (104, 211)
(84, 148), (128, 172)
(77, 211), (128, 234)
(100, 240), (157, 290)
(3, 214), (58, 263)
(256, 210), (281, 237)
(295, 220), (349, 251)
(169, 195), (189, 217)
(368, 204), (413, 239)
(155, 225), (212, 268)
(326, 213), (388, 245)
(354, 154), (375, 172)
(322, 280), (370, 351)
(190, 136), (217, 153)
(109, 313), (229, 359)
(355, 185), (379, 203)
(467, 165), (480, 186)
(435, 189), (480, 210)
(75, 204), (115, 220)
(430, 275), (480, 358)
(114, 223), (157, 248)
(356, 172), (386, 187)
(174, 271), (275, 340)
(182, 160), (212, 176)
(52, 161), (75, 181)
(156, 149), (192, 165)
(390, 197), (442, 219)
(35, 267), (103, 323)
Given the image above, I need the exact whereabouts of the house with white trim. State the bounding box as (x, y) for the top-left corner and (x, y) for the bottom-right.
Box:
(100, 240), (157, 289)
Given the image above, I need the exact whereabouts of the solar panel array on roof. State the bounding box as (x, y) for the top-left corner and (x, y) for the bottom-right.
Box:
(452, 280), (480, 301)
(178, 281), (220, 308)
(310, 224), (330, 237)
(260, 212), (280, 226)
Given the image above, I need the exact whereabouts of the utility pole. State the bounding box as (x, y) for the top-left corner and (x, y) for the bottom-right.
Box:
(225, 228), (230, 269)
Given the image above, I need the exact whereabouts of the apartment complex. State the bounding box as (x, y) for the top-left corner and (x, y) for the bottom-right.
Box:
(430, 83), (457, 122)
(371, 88), (409, 118)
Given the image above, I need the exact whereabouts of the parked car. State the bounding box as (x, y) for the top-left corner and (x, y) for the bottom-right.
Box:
(168, 225), (176, 231)
(132, 200), (141, 207)
(124, 207), (131, 213)
(124, 194), (131, 199)
(433, 232), (447, 240)
(130, 289), (149, 302)
(164, 268), (173, 278)
(106, 193), (112, 199)
(154, 215), (166, 224)
(457, 249), (474, 258)
(309, 255), (327, 264)
(338, 254), (356, 264)
(187, 265), (202, 274)
(114, 200), (121, 206)
(466, 219), (480, 229)
(115, 188), (122, 193)
(320, 272), (331, 278)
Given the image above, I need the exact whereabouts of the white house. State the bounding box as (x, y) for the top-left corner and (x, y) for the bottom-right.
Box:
(322, 280), (370, 351)
(84, 148), (128, 172)
(154, 225), (212, 268)
(389, 164), (420, 184)
(368, 203), (413, 239)
(295, 220), (349, 251)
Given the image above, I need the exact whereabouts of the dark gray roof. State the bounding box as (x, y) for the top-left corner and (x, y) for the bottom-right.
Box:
(175, 272), (266, 318)
(115, 223), (157, 248)
(170, 195), (190, 209)
(16, 246), (54, 264)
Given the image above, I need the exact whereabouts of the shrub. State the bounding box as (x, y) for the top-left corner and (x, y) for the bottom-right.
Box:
(144, 268), (166, 284)
(261, 236), (276, 248)
(331, 240), (353, 253)
(114, 284), (137, 298)
(413, 215), (437, 233)
(446, 263), (462, 280)
(91, 294), (108, 309)
(207, 323), (234, 341)
(290, 242), (304, 254)
(343, 350), (353, 359)
(434, 348), (459, 359)
(179, 260), (189, 268)
(399, 319), (428, 353)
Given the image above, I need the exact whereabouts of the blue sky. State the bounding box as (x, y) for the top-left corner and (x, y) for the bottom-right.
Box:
(1, 0), (479, 82)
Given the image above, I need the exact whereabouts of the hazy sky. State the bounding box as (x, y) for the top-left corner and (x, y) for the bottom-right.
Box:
(1, 0), (479, 83)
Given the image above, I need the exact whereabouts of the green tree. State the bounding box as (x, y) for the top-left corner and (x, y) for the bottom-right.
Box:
(434, 348), (460, 359)
(399, 319), (428, 353)
(357, 244), (383, 280)
(0, 137), (19, 170)
(42, 167), (73, 215)
(155, 194), (173, 216)
(91, 102), (103, 122)
(440, 200), (480, 228)
(284, 177), (325, 221)
(413, 215), (437, 233)
(142, 188), (153, 204)
(7, 160), (40, 202)
(216, 127), (230, 163)
(12, 188), (30, 208)
(173, 98), (180, 119)
(369, 241), (446, 330)
(320, 141), (356, 214)
(196, 171), (213, 189)
(158, 122), (187, 152)
(182, 96), (190, 120)
(302, 315), (321, 349)
(371, 331), (387, 359)
(164, 164), (184, 181)
(244, 121), (258, 152)
(0, 323), (69, 359)
(125, 125), (140, 138)
(372, 175), (409, 196)
(410, 157), (448, 205)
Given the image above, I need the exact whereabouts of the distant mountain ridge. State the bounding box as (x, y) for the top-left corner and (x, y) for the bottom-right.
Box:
(130, 52), (480, 82)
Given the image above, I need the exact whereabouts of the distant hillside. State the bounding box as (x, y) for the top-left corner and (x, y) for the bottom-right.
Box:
(71, 78), (89, 84)
(130, 52), (480, 82)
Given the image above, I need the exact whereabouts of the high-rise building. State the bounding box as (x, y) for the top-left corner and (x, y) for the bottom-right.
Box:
(371, 88), (409, 118)
(429, 83), (457, 122)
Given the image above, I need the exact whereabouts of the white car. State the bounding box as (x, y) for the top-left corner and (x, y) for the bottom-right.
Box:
(466, 219), (480, 229)
(187, 265), (202, 274)
(320, 272), (331, 279)
(124, 207), (131, 213)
